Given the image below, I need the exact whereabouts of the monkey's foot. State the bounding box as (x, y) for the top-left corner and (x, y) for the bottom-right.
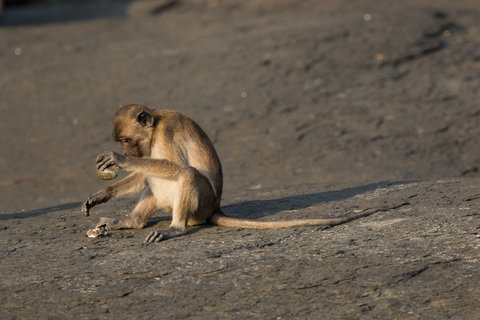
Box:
(144, 229), (186, 243)
(96, 217), (118, 230)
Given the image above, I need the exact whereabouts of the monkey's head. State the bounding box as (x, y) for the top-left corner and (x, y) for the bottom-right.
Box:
(113, 104), (156, 157)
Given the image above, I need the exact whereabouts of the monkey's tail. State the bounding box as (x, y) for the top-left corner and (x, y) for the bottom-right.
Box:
(208, 202), (408, 229)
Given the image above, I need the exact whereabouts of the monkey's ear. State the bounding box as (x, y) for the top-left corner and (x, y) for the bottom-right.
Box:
(137, 110), (154, 127)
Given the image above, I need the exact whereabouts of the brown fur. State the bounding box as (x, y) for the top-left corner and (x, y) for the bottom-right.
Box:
(83, 104), (407, 242)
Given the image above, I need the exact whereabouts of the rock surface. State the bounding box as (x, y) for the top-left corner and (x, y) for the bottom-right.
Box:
(2, 180), (480, 319)
(1, 0), (480, 318)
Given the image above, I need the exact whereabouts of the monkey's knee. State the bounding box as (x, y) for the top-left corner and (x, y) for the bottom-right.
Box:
(174, 168), (201, 211)
(171, 167), (216, 228)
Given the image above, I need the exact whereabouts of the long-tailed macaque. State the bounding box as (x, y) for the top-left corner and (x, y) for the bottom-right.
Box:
(83, 104), (406, 242)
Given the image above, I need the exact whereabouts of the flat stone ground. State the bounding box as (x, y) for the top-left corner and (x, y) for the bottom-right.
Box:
(2, 180), (480, 319)
(1, 0), (480, 318)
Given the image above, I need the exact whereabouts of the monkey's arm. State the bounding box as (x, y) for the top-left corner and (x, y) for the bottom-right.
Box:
(97, 151), (184, 179)
(82, 172), (147, 216)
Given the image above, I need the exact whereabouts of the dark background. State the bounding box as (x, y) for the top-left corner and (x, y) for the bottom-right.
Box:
(1, 0), (480, 213)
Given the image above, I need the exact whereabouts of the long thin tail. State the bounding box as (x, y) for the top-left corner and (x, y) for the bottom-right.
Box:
(208, 202), (409, 229)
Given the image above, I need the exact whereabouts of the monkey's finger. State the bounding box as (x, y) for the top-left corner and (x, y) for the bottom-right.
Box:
(96, 151), (113, 163)
(83, 197), (95, 214)
(144, 231), (158, 243)
(96, 157), (110, 170)
(99, 160), (116, 171)
(82, 202), (90, 216)
(145, 231), (164, 243)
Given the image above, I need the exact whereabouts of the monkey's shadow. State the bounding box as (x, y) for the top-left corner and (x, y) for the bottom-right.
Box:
(1, 202), (81, 220)
(2, 181), (411, 225)
(219, 181), (412, 220)
(1, 0), (180, 26)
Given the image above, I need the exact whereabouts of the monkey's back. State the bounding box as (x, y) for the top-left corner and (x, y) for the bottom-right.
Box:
(152, 109), (223, 200)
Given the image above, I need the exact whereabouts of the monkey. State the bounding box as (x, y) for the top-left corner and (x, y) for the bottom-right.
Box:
(83, 104), (408, 243)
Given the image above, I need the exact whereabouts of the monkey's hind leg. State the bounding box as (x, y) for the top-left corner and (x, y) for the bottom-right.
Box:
(96, 189), (159, 231)
(145, 169), (202, 243)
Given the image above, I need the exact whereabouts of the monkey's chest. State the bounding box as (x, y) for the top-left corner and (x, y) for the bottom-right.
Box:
(147, 176), (178, 207)
(151, 142), (189, 166)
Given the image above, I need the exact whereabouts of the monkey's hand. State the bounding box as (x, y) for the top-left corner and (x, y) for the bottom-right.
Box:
(82, 189), (113, 216)
(96, 151), (127, 171)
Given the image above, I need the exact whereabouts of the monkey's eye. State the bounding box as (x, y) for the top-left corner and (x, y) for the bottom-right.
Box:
(122, 138), (131, 144)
